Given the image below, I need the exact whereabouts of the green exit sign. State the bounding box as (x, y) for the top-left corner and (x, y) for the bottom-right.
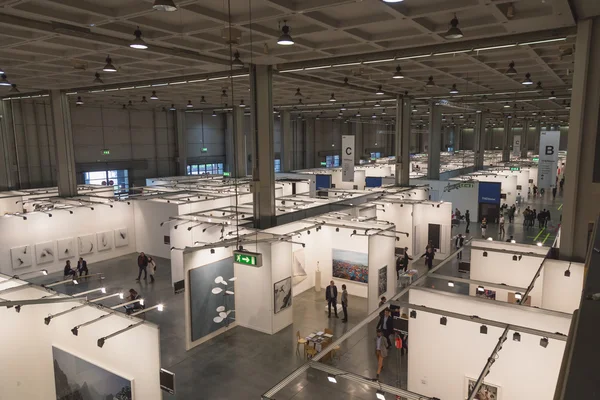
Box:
(102, 149), (110, 155)
(234, 250), (262, 267)
(532, 157), (539, 162)
(460, 183), (474, 188)
(202, 147), (208, 152)
(320, 162), (327, 166)
(223, 172), (231, 177)
(510, 167), (521, 171)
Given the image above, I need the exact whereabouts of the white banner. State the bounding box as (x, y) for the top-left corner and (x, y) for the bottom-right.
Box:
(512, 135), (521, 157)
(341, 135), (355, 182)
(538, 130), (560, 189)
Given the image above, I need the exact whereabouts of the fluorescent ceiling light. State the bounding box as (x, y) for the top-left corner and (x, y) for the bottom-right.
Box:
(151, 83), (168, 87)
(519, 38), (566, 46)
(135, 85), (151, 88)
(105, 88), (118, 92)
(119, 87), (134, 90)
(169, 81), (187, 85)
(208, 76), (228, 80)
(333, 62), (361, 67)
(188, 79), (207, 83)
(434, 50), (471, 56)
(474, 44), (516, 52)
(231, 74), (249, 78)
(396, 54), (430, 60)
(280, 68), (304, 73)
(363, 58), (394, 64)
(305, 65), (331, 70)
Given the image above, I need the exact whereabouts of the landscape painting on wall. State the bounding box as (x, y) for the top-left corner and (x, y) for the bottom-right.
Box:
(97, 231), (113, 252)
(10, 245), (32, 270)
(57, 238), (75, 260)
(465, 376), (501, 400)
(291, 248), (307, 286)
(378, 265), (387, 297)
(52, 346), (132, 400)
(78, 234), (96, 255)
(332, 249), (369, 284)
(35, 241), (55, 265)
(274, 276), (292, 314)
(114, 228), (129, 248)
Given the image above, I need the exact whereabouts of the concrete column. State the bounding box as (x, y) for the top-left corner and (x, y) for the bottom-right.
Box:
(474, 113), (486, 170)
(49, 90), (77, 197)
(354, 122), (364, 164)
(521, 119), (529, 159)
(304, 118), (315, 169)
(281, 110), (292, 172)
(226, 106), (246, 177)
(0, 101), (15, 190)
(427, 101), (441, 180)
(174, 110), (187, 176)
(533, 120), (541, 154)
(250, 64), (276, 229)
(561, 17), (600, 261)
(395, 95), (411, 186)
(455, 126), (462, 151)
(502, 116), (512, 162)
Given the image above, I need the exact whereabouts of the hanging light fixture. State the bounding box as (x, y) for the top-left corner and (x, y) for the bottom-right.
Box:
(127, 100), (133, 108)
(371, 113), (377, 119)
(504, 103), (510, 108)
(212, 110), (217, 117)
(130, 26), (148, 49)
(187, 100), (194, 108)
(374, 101), (381, 107)
(277, 21), (294, 45)
(393, 65), (404, 79)
(506, 61), (517, 75)
(239, 99), (246, 108)
(0, 74), (10, 86)
(376, 85), (385, 95)
(329, 93), (336, 102)
(93, 72), (103, 83)
(153, 0), (178, 12)
(343, 77), (349, 86)
(548, 91), (557, 100)
(232, 51), (244, 67)
(0, 67), (4, 74)
(103, 55), (117, 72)
(382, 109), (386, 115)
(295, 87), (302, 97)
(444, 14), (464, 39)
(221, 89), (228, 99)
(200, 96), (206, 103)
(535, 81), (543, 92)
(340, 104), (347, 111)
(426, 76), (435, 87)
(141, 96), (148, 103)
(169, 104), (176, 111)
(356, 110), (361, 117)
(76, 96), (84, 105)
(9, 84), (19, 93)
(150, 91), (159, 100)
(522, 73), (533, 85)
(449, 84), (459, 94)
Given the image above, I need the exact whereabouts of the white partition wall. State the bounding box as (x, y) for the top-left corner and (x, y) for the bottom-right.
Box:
(413, 202), (453, 256)
(134, 200), (179, 259)
(376, 202), (414, 253)
(541, 260), (584, 314)
(368, 233), (396, 313)
(407, 288), (570, 400)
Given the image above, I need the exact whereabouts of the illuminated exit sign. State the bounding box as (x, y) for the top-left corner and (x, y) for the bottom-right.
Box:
(102, 149), (110, 155)
(510, 167), (521, 171)
(234, 250), (262, 267)
(223, 172), (231, 177)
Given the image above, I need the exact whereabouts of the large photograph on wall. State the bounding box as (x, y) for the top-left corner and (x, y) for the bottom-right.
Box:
(274, 276), (292, 314)
(52, 346), (132, 400)
(292, 248), (307, 286)
(78, 234), (96, 255)
(10, 245), (32, 270)
(189, 257), (235, 342)
(465, 376), (501, 400)
(36, 241), (55, 265)
(332, 249), (368, 284)
(57, 238), (75, 260)
(378, 266), (387, 297)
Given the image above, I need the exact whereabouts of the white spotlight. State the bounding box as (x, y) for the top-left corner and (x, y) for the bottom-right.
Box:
(157, 304), (164, 312)
(119, 292), (124, 299)
(327, 374), (337, 383)
(537, 242), (543, 247)
(448, 281), (455, 287)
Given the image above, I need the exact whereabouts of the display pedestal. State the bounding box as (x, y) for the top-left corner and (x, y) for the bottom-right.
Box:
(315, 270), (321, 293)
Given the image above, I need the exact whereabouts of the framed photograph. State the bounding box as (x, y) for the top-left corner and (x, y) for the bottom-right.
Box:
(97, 231), (113, 252)
(378, 265), (387, 297)
(273, 276), (292, 314)
(52, 346), (133, 400)
(332, 249), (369, 284)
(57, 238), (75, 260)
(78, 234), (96, 255)
(35, 241), (56, 265)
(114, 228), (129, 248)
(292, 248), (307, 286)
(464, 376), (501, 400)
(10, 245), (32, 270)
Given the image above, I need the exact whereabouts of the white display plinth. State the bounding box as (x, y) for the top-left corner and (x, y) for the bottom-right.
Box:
(315, 270), (321, 292)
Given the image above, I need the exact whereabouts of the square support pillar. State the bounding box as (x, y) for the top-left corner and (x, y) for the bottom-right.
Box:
(226, 106), (246, 177)
(427, 101), (441, 180)
(175, 110), (187, 176)
(474, 113), (486, 170)
(49, 90), (77, 197)
(502, 116), (512, 162)
(395, 95), (411, 186)
(521, 120), (530, 159)
(281, 110), (292, 172)
(305, 117), (315, 169)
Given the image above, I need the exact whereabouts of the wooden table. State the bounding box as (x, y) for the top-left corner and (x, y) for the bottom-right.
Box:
(305, 331), (334, 361)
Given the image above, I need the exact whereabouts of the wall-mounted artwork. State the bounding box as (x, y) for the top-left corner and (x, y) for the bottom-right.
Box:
(36, 241), (55, 265)
(476, 289), (496, 300)
(274, 276), (292, 314)
(57, 238), (75, 260)
(10, 245), (32, 270)
(78, 234), (96, 255)
(52, 346), (133, 400)
(292, 248), (307, 286)
(378, 265), (388, 297)
(332, 249), (369, 284)
(465, 376), (501, 400)
(114, 228), (129, 248)
(97, 231), (113, 252)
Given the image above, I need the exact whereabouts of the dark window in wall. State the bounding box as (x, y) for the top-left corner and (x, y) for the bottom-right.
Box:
(186, 163), (224, 175)
(428, 223), (441, 250)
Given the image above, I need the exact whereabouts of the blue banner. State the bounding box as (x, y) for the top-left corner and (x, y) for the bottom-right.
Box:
(478, 182), (501, 204)
(316, 174), (332, 190)
(365, 177), (383, 188)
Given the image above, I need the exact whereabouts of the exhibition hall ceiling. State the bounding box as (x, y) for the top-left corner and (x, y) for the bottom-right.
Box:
(0, 0), (578, 120)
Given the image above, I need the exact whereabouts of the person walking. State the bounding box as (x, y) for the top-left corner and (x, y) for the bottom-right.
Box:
(499, 215), (505, 236)
(148, 256), (157, 283)
(421, 247), (435, 271)
(455, 234), (464, 260)
(325, 280), (339, 318)
(538, 210), (545, 229)
(378, 296), (387, 318)
(136, 252), (149, 282)
(76, 257), (88, 276)
(465, 210), (471, 233)
(552, 186), (557, 199)
(376, 308), (394, 348)
(374, 329), (388, 381)
(481, 217), (488, 238)
(341, 284), (348, 323)
(401, 247), (412, 273)
(545, 209), (551, 228)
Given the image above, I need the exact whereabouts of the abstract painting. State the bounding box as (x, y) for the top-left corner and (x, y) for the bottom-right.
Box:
(274, 276), (292, 314)
(36, 241), (55, 265)
(97, 231), (113, 252)
(332, 249), (369, 284)
(292, 248), (307, 286)
(114, 228), (129, 248)
(378, 265), (387, 297)
(52, 346), (132, 400)
(78, 234), (96, 255)
(10, 245), (32, 270)
(57, 238), (75, 260)
(465, 376), (501, 400)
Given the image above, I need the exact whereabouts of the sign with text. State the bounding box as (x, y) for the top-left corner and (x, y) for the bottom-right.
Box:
(512, 135), (521, 157)
(233, 250), (263, 267)
(341, 135), (355, 182)
(538, 130), (560, 189)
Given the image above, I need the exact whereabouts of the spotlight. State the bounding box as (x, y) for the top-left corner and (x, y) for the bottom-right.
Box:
(440, 316), (447, 325)
(448, 281), (455, 287)
(336, 228), (339, 232)
(512, 255), (518, 261)
(483, 251), (488, 257)
(410, 310), (417, 318)
(97, 337), (106, 348)
(71, 327), (79, 336)
(352, 230), (357, 235)
(211, 249), (215, 254)
(564, 269), (571, 277)
(307, 230), (310, 235)
(44, 316), (52, 325)
(480, 325), (488, 334)
(540, 337), (549, 348)
(327, 374), (337, 383)
(537, 242), (543, 247)
(476, 286), (485, 294)
(15, 305), (21, 313)
(376, 390), (386, 400)
(515, 292), (523, 300)
(277, 20), (294, 45)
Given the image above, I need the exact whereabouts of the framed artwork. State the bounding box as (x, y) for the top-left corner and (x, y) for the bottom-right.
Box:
(36, 241), (55, 265)
(378, 265), (388, 297)
(52, 346), (133, 400)
(332, 249), (368, 284)
(476, 289), (496, 300)
(274, 276), (292, 314)
(464, 376), (501, 400)
(10, 245), (32, 270)
(78, 234), (96, 255)
(114, 228), (129, 248)
(97, 231), (113, 252)
(428, 223), (441, 250)
(292, 248), (307, 286)
(57, 238), (75, 260)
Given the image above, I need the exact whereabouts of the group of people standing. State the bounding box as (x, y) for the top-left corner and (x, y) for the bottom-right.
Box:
(522, 207), (552, 229)
(136, 252), (157, 283)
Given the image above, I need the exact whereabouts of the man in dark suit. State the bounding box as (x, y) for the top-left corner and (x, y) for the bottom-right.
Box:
(77, 257), (88, 276)
(325, 280), (338, 318)
(376, 308), (394, 348)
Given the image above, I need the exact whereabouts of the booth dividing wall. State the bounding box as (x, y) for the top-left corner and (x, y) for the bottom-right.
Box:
(0, 193), (24, 215)
(367, 233), (396, 312)
(541, 260), (584, 314)
(331, 169), (366, 190)
(412, 179), (480, 219)
(134, 200), (179, 259)
(407, 288), (570, 400)
(0, 284), (161, 400)
(0, 202), (136, 276)
(413, 202), (453, 256)
(376, 203), (414, 253)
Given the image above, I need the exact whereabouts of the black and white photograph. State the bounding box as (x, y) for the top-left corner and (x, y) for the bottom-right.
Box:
(465, 377), (501, 400)
(10, 245), (32, 270)
(273, 276), (292, 314)
(78, 234), (96, 255)
(378, 265), (388, 297)
(57, 238), (75, 260)
(35, 241), (55, 264)
(97, 231), (113, 251)
(114, 228), (129, 248)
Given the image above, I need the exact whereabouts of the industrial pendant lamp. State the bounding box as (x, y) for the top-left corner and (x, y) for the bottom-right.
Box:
(444, 14), (464, 39)
(277, 21), (294, 45)
(329, 93), (336, 102)
(535, 81), (543, 91)
(10, 84), (19, 93)
(374, 101), (381, 107)
(141, 96), (148, 103)
(128, 100), (134, 108)
(212, 110), (217, 117)
(340, 104), (347, 111)
(506, 61), (517, 75)
(153, 0), (178, 12)
(169, 104), (176, 111)
(187, 100), (193, 108)
(76, 96), (84, 105)
(356, 110), (361, 117)
(295, 87), (303, 97)
(393, 65), (404, 79)
(0, 73), (8, 86)
(0, 67), (4, 74)
(449, 84), (459, 94)
(376, 85), (385, 95)
(130, 26), (148, 49)
(426, 76), (435, 87)
(200, 96), (206, 103)
(239, 99), (246, 108)
(232, 51), (244, 67)
(548, 91), (556, 100)
(522, 73), (533, 85)
(221, 89), (228, 99)
(343, 77), (349, 86)
(93, 72), (103, 83)
(103, 56), (117, 72)
(150, 90), (159, 100)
